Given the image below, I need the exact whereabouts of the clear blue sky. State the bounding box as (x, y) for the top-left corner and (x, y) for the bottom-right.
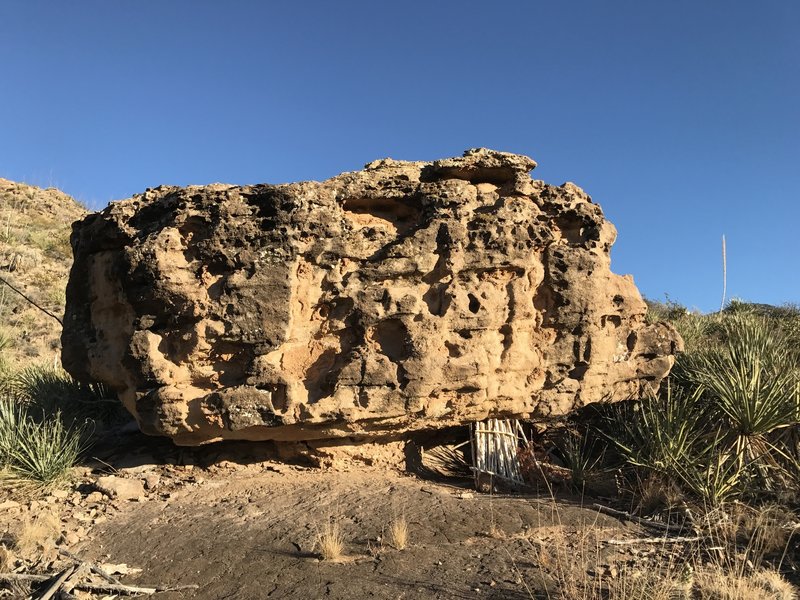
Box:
(1, 1), (797, 313)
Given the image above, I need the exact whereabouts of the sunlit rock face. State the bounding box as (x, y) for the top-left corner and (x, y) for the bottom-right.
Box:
(62, 149), (682, 445)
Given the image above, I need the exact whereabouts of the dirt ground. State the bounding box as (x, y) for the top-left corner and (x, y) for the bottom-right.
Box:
(37, 433), (662, 599)
(1, 428), (673, 599)
(85, 473), (643, 600)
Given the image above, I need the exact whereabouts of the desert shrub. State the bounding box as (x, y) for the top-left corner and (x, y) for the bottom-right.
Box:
(596, 305), (800, 506)
(12, 363), (122, 427)
(0, 397), (23, 468)
(645, 298), (690, 323)
(0, 398), (88, 490)
(678, 315), (800, 498)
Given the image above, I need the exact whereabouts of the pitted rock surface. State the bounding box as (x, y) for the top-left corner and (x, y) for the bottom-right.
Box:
(62, 149), (681, 445)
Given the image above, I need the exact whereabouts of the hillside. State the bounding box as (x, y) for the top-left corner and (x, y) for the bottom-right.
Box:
(0, 178), (87, 368)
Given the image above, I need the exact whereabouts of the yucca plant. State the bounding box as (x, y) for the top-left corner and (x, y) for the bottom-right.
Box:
(601, 384), (707, 479)
(680, 315), (800, 494)
(0, 396), (24, 468)
(12, 364), (119, 425)
(596, 385), (745, 505)
(673, 440), (743, 506)
(4, 411), (88, 489)
(554, 429), (603, 493)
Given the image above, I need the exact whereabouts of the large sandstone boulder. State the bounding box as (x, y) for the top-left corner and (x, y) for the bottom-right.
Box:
(62, 149), (681, 445)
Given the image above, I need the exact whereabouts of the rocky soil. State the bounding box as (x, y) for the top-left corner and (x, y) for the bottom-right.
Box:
(0, 428), (673, 600)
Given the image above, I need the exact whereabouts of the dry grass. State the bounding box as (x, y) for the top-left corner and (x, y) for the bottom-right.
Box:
(389, 515), (409, 550)
(526, 525), (688, 599)
(692, 566), (796, 600)
(517, 494), (799, 600)
(316, 518), (345, 561)
(703, 503), (794, 564)
(0, 544), (12, 571)
(607, 568), (688, 600)
(634, 473), (686, 515)
(14, 508), (60, 558)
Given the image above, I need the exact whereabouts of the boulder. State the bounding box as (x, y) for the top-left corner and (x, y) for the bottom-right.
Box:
(62, 149), (681, 445)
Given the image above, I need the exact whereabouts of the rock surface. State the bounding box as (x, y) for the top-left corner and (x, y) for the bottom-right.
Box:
(62, 149), (681, 445)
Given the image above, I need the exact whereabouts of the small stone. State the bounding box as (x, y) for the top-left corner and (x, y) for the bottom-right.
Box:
(94, 476), (145, 501)
(143, 473), (161, 490)
(85, 491), (103, 503)
(0, 500), (20, 510)
(52, 489), (70, 500)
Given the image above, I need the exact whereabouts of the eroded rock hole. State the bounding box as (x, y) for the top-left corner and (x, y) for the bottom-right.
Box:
(626, 332), (637, 352)
(467, 293), (481, 314)
(569, 364), (589, 380)
(341, 197), (421, 236)
(372, 319), (411, 362)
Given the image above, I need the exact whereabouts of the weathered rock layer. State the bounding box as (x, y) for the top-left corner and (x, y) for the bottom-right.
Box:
(62, 149), (681, 445)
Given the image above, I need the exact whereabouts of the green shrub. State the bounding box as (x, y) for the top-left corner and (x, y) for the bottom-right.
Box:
(0, 398), (88, 490)
(12, 364), (121, 426)
(590, 309), (800, 506)
(679, 315), (800, 495)
(0, 329), (10, 354)
(0, 397), (24, 468)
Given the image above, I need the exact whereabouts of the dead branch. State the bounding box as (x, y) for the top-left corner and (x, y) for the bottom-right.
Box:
(38, 566), (76, 600)
(0, 571), (199, 596)
(591, 503), (690, 534)
(58, 548), (123, 586)
(604, 535), (702, 545)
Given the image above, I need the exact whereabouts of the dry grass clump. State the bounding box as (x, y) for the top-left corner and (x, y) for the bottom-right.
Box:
(389, 515), (409, 550)
(515, 492), (799, 600)
(703, 503), (794, 564)
(692, 566), (795, 600)
(14, 509), (60, 558)
(526, 521), (688, 600)
(316, 517), (345, 561)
